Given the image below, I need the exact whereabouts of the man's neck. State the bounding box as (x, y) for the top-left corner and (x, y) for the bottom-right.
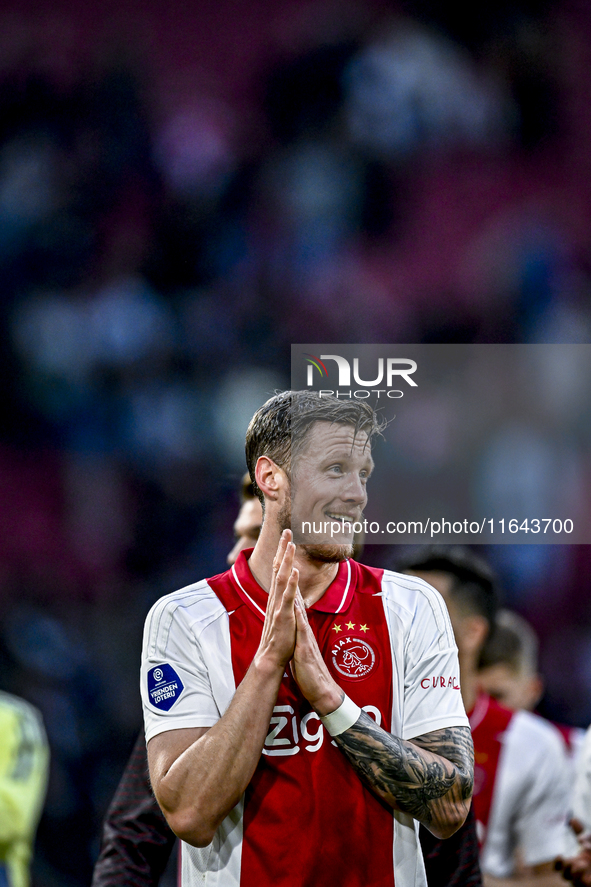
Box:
(247, 527), (340, 608)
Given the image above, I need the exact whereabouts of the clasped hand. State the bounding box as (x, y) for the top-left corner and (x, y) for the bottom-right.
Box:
(257, 530), (342, 716)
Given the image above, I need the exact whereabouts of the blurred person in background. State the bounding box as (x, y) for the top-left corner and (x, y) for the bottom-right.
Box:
(475, 615), (591, 886)
(0, 690), (49, 887)
(478, 609), (585, 765)
(91, 474), (263, 887)
(397, 546), (571, 886)
(478, 610), (545, 713)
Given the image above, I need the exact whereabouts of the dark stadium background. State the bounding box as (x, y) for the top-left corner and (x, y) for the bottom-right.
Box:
(0, 0), (590, 883)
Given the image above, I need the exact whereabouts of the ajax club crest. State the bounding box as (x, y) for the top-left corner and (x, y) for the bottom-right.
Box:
(332, 636), (377, 680)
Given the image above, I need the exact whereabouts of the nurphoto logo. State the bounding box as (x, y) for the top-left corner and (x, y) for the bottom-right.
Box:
(305, 353), (418, 399)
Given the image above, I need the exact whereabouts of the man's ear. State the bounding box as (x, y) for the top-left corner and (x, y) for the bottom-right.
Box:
(255, 456), (287, 502)
(526, 673), (545, 711)
(463, 614), (490, 660)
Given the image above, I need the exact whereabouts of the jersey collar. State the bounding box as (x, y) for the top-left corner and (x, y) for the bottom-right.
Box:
(230, 548), (357, 620)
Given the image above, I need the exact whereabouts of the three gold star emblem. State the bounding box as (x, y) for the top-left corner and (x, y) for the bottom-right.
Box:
(332, 621), (370, 633)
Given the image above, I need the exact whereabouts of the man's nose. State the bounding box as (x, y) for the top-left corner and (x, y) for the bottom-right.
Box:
(342, 474), (367, 505)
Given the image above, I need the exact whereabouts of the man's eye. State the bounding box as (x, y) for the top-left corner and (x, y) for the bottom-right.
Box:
(328, 465), (342, 473)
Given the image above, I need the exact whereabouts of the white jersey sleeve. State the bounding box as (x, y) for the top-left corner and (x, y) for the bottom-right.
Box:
(380, 571), (469, 740)
(141, 581), (235, 743)
(482, 709), (571, 877)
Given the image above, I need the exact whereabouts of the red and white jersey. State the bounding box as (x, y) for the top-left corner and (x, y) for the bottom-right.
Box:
(141, 552), (469, 887)
(470, 693), (571, 878)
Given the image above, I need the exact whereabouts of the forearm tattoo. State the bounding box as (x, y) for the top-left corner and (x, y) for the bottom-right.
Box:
(335, 713), (474, 830)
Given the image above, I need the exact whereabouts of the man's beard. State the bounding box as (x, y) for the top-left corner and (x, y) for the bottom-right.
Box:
(300, 542), (355, 563)
(278, 499), (355, 563)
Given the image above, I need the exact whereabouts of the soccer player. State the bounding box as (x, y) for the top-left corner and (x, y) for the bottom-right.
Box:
(0, 690), (49, 887)
(478, 608), (585, 764)
(478, 609), (545, 712)
(92, 475), (263, 887)
(398, 546), (571, 885)
(142, 391), (473, 887)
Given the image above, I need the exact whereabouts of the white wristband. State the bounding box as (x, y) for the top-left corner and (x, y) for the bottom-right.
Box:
(319, 696), (362, 737)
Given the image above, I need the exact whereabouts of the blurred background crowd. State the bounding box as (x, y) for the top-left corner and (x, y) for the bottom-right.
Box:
(1, 0), (591, 883)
